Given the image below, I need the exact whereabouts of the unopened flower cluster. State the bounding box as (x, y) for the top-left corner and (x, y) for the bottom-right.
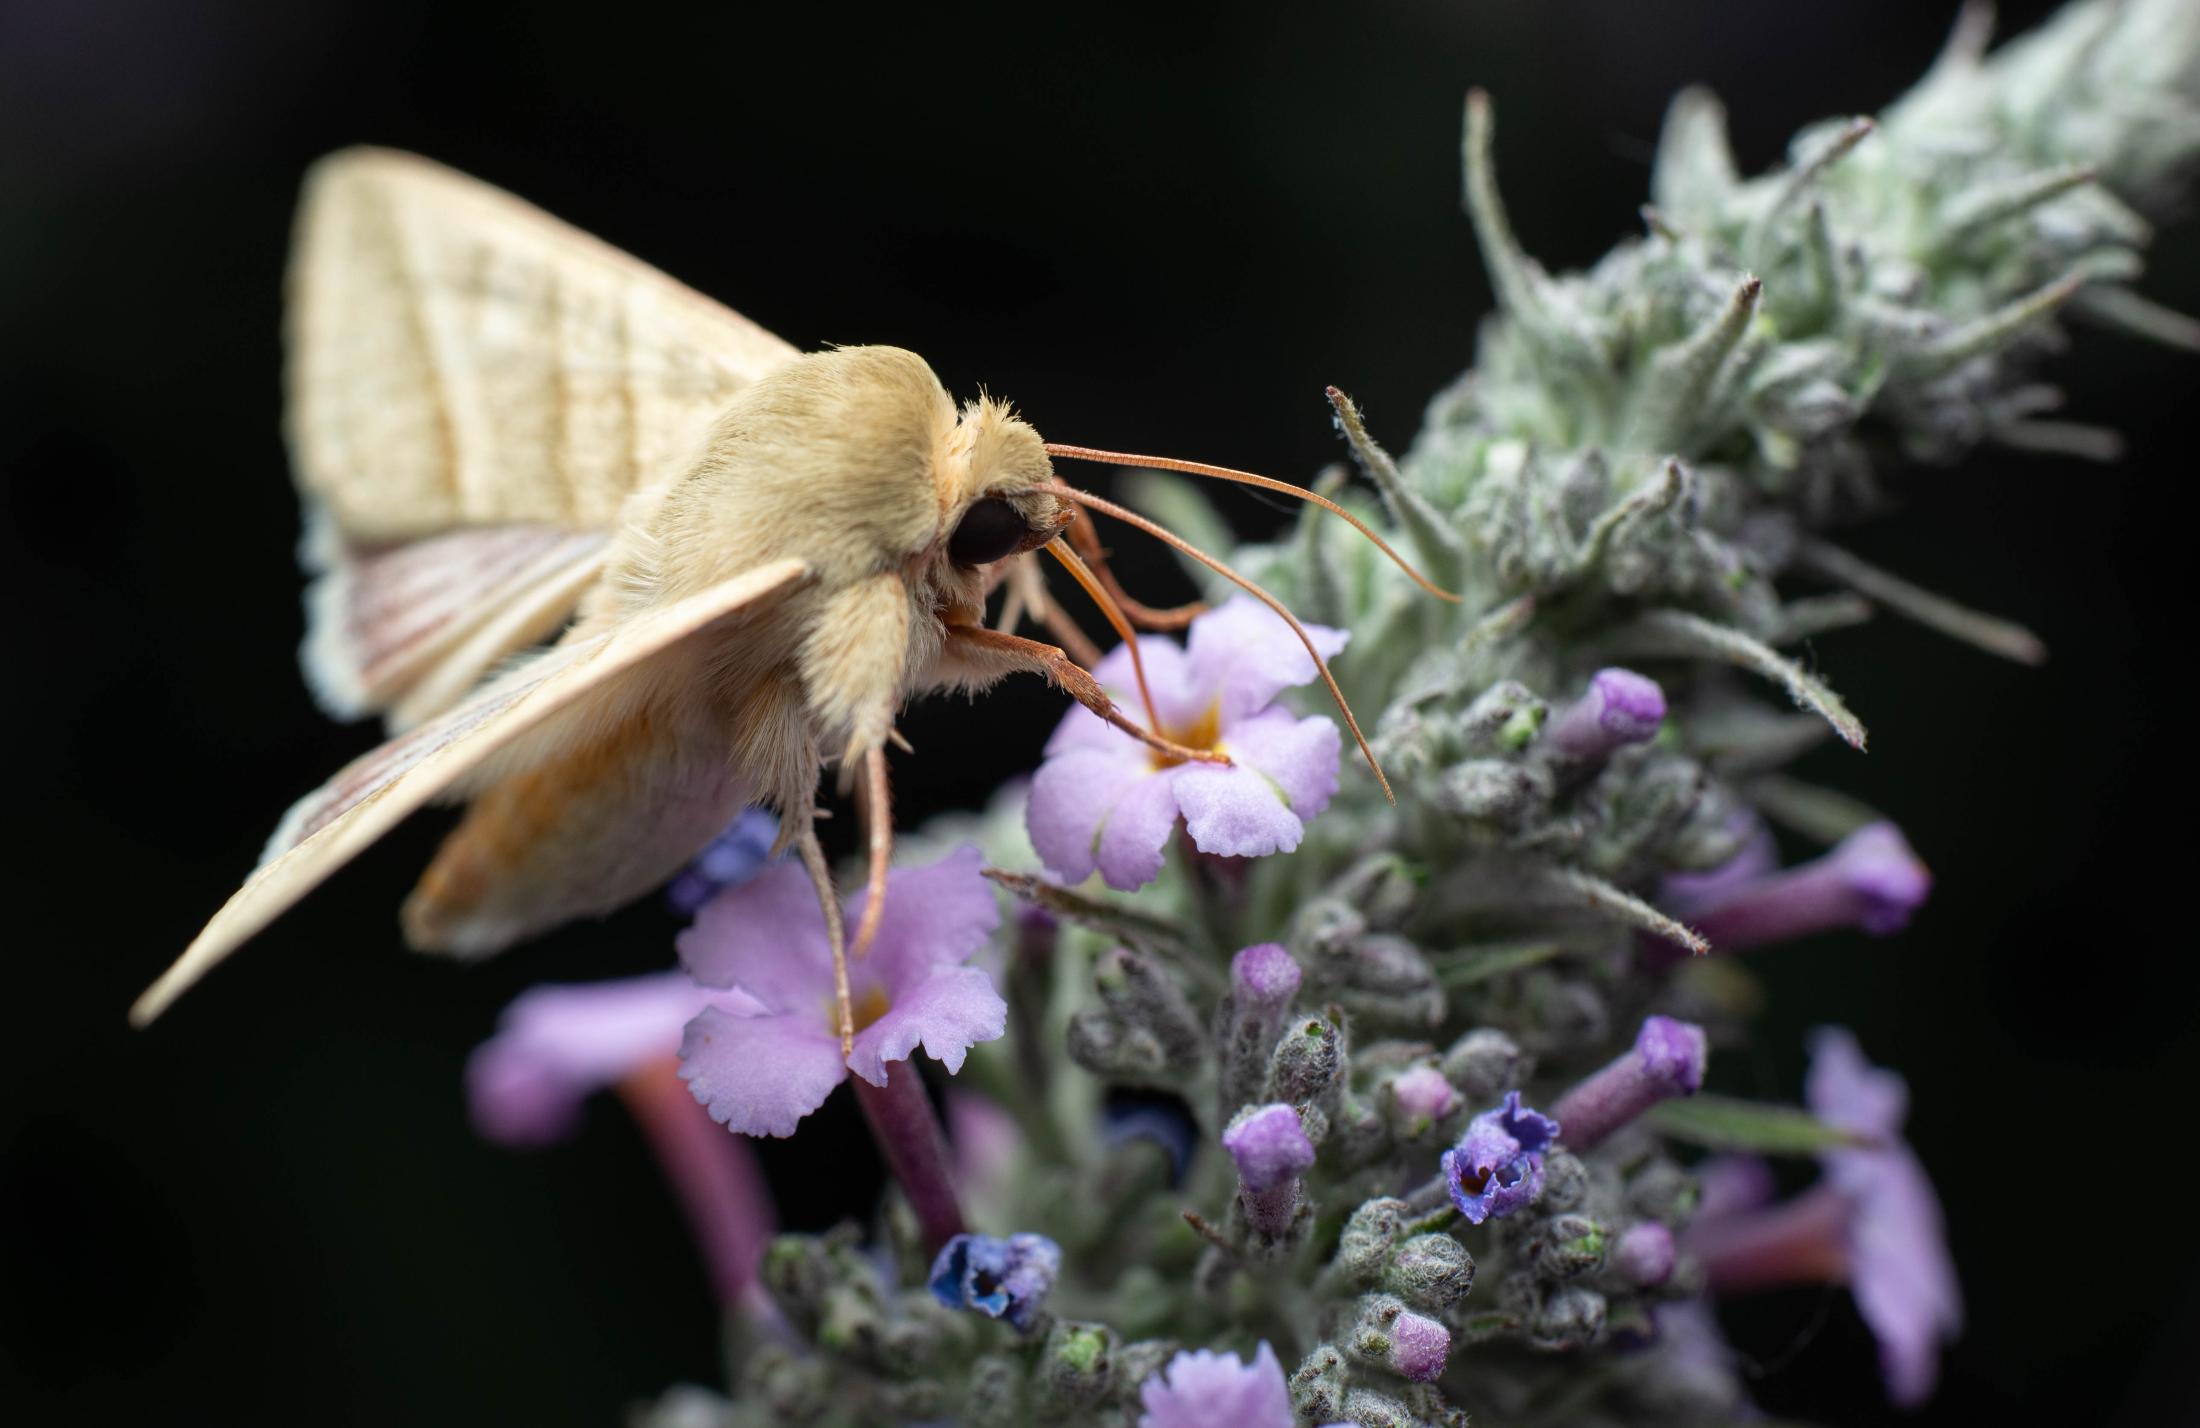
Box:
(468, 4), (2199, 1424)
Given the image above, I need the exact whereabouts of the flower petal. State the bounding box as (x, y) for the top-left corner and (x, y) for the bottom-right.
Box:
(678, 1004), (848, 1138)
(1226, 706), (1342, 816)
(862, 845), (1002, 993)
(677, 861), (835, 1010)
(1805, 1026), (1909, 1143)
(467, 973), (763, 1146)
(1184, 596), (1349, 722)
(1028, 744), (1164, 886)
(1091, 635), (1206, 731)
(846, 966), (1008, 1086)
(1847, 1143), (1963, 1408)
(1045, 636), (1203, 757)
(1172, 766), (1301, 859)
(1137, 1341), (1294, 1428)
(1094, 765), (1183, 890)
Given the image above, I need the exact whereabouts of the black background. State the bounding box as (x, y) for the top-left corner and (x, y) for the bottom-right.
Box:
(4, 3), (2194, 1425)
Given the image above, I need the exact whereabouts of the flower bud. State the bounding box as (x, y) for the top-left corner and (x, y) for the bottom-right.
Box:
(1440, 1028), (1531, 1104)
(1524, 1213), (1609, 1279)
(1218, 943), (1303, 1118)
(1546, 668), (1667, 762)
(1384, 1064), (1460, 1139)
(1266, 1015), (1344, 1113)
(1681, 821), (1931, 949)
(1540, 1147), (1590, 1213)
(1224, 1103), (1317, 1244)
(1288, 1342), (1350, 1424)
(1383, 1233), (1476, 1312)
(1527, 1285), (1608, 1351)
(1461, 680), (1548, 751)
(961, 1352), (1028, 1428)
(1093, 947), (1203, 1060)
(1345, 1293), (1452, 1383)
(1613, 1221), (1677, 1287)
(1550, 1015), (1709, 1150)
(1035, 1320), (1118, 1413)
(1332, 1197), (1411, 1284)
(1434, 758), (1546, 828)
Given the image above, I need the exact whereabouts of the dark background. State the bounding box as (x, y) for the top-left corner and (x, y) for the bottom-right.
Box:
(4, 2), (2193, 1424)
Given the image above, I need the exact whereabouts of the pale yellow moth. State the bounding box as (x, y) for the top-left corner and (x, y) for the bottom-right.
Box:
(133, 148), (1458, 1046)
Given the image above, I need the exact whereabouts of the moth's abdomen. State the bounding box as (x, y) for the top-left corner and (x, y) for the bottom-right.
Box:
(401, 712), (749, 957)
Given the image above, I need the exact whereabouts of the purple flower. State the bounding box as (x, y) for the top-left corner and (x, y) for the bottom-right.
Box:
(1613, 1221), (1677, 1287)
(1659, 814), (1779, 912)
(467, 972), (763, 1146)
(1679, 822), (1932, 950)
(927, 1231), (1062, 1332)
(1231, 941), (1303, 1007)
(1441, 1091), (1559, 1225)
(1549, 1015), (1708, 1150)
(1694, 1153), (1776, 1222)
(666, 806), (780, 913)
(1027, 597), (1348, 891)
(1547, 667), (1667, 761)
(466, 974), (777, 1309)
(1385, 1064), (1459, 1137)
(1224, 1103), (1317, 1189)
(1137, 1342), (1295, 1428)
(1223, 1102), (1317, 1239)
(1391, 1310), (1452, 1382)
(1809, 1028), (1964, 1408)
(676, 846), (1006, 1137)
(1686, 1030), (1961, 1408)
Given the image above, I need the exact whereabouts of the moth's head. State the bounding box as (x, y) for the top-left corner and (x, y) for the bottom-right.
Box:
(923, 394), (1072, 609)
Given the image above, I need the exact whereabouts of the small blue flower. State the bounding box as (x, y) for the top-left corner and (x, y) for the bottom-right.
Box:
(1101, 1089), (1200, 1186)
(927, 1231), (1062, 1331)
(667, 807), (780, 914)
(1441, 1091), (1559, 1225)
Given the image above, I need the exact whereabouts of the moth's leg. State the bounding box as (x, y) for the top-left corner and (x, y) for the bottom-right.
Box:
(793, 812), (855, 1056)
(851, 744), (892, 959)
(1067, 507), (1205, 631)
(943, 624), (1229, 767)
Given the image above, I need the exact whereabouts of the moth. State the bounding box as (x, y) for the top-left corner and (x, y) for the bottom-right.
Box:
(133, 148), (1457, 1044)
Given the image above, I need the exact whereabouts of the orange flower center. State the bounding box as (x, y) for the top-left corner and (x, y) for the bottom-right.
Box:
(1148, 699), (1225, 771)
(824, 983), (893, 1036)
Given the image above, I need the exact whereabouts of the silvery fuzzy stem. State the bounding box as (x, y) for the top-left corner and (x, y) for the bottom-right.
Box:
(853, 1065), (964, 1256)
(1549, 1016), (1708, 1150)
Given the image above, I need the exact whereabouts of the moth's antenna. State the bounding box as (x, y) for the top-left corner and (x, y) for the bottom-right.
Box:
(850, 744), (893, 961)
(1042, 482), (1395, 803)
(1041, 541), (1167, 733)
(1065, 507), (1204, 631)
(1045, 444), (1464, 605)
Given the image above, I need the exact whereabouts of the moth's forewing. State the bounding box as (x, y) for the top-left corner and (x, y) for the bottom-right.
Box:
(134, 558), (811, 1024)
(288, 148), (802, 730)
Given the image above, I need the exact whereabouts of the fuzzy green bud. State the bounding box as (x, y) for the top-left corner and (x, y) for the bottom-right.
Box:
(1527, 1213), (1610, 1279)
(1036, 1321), (1119, 1413)
(1332, 1197), (1412, 1284)
(1440, 1027), (1531, 1104)
(1383, 1233), (1477, 1312)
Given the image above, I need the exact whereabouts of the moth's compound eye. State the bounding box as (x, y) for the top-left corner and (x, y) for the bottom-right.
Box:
(947, 497), (1027, 567)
